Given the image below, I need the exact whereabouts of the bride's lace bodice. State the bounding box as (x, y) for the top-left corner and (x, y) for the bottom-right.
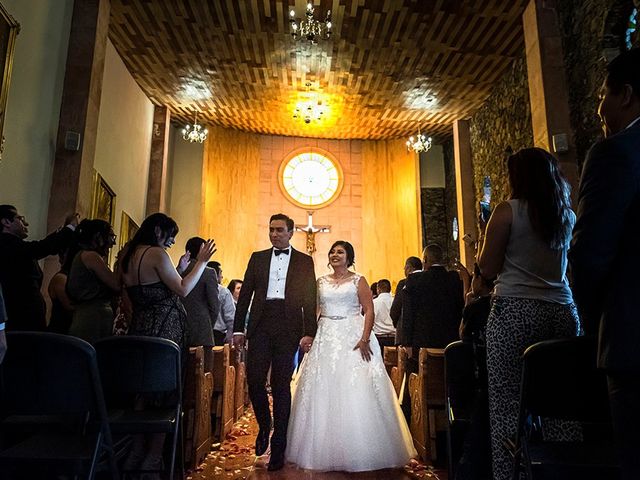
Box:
(317, 273), (362, 318)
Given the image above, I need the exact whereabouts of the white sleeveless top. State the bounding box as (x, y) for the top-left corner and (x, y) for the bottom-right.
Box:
(494, 199), (574, 304)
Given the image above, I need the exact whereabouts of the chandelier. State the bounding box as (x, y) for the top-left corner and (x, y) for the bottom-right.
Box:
(182, 112), (208, 143)
(406, 129), (432, 153)
(289, 2), (332, 43)
(293, 100), (325, 124)
(293, 82), (326, 124)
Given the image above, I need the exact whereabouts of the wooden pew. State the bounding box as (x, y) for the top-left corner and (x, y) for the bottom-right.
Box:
(230, 347), (246, 421)
(183, 347), (214, 469)
(390, 346), (408, 397)
(383, 345), (397, 378)
(409, 348), (446, 462)
(212, 345), (236, 442)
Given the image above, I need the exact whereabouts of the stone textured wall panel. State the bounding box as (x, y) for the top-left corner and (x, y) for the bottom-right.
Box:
(469, 55), (533, 212)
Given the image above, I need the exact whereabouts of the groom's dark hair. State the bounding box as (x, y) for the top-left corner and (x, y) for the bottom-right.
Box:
(270, 213), (294, 231)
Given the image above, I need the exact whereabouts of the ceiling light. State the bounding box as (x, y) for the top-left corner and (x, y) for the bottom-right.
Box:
(293, 100), (325, 124)
(293, 82), (326, 124)
(406, 129), (432, 153)
(289, 2), (332, 44)
(182, 112), (208, 143)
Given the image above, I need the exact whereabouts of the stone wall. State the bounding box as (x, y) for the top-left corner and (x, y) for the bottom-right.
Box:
(466, 0), (637, 190)
(442, 139), (458, 264)
(469, 55), (534, 209)
(418, 140), (457, 265)
(556, 0), (636, 166)
(421, 188), (448, 257)
(443, 0), (638, 264)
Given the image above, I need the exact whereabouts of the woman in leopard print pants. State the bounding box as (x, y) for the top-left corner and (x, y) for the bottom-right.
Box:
(473, 148), (581, 480)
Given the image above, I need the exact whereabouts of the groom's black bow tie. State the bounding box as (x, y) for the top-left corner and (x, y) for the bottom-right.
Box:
(274, 249), (289, 256)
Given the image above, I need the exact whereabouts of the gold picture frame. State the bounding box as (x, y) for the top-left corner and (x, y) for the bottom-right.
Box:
(119, 210), (139, 253)
(90, 170), (116, 225)
(0, 3), (19, 161)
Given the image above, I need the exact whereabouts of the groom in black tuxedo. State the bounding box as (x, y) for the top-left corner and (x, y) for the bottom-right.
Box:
(233, 213), (317, 471)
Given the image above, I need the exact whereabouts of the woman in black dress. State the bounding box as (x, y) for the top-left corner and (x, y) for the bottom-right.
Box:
(119, 213), (215, 347)
(117, 213), (215, 473)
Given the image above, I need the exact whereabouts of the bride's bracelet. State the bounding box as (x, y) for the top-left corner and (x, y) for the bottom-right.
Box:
(360, 338), (370, 343)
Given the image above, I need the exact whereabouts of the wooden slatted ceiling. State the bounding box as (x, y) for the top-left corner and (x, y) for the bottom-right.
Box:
(109, 0), (529, 140)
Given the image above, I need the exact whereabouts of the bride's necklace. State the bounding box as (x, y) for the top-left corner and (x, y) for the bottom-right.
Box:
(332, 270), (351, 281)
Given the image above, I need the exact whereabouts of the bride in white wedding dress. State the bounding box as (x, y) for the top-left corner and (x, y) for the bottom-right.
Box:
(285, 240), (417, 472)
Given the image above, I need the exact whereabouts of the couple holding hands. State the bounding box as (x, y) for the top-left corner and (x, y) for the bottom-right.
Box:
(232, 213), (415, 472)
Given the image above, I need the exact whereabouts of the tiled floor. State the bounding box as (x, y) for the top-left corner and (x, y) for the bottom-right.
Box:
(188, 409), (446, 480)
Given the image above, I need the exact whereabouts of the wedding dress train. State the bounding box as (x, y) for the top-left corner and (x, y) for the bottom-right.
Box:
(285, 274), (417, 472)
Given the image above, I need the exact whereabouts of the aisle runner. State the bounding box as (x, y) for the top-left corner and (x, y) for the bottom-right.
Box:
(187, 408), (444, 479)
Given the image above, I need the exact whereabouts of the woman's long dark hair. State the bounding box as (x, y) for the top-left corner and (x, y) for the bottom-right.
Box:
(507, 148), (572, 249)
(120, 213), (179, 273)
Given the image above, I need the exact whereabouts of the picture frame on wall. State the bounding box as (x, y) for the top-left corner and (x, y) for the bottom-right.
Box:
(0, 3), (19, 162)
(119, 210), (139, 253)
(90, 171), (116, 225)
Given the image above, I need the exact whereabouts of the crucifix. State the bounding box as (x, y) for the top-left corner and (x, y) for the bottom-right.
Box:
(295, 211), (331, 255)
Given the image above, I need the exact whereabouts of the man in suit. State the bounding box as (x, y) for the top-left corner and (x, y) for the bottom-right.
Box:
(569, 48), (640, 480)
(0, 205), (78, 331)
(233, 213), (317, 471)
(398, 245), (463, 422)
(403, 243), (464, 353)
(390, 256), (422, 345)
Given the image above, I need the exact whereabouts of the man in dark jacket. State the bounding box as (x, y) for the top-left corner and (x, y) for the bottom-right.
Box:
(390, 256), (422, 345)
(0, 205), (78, 331)
(569, 48), (640, 480)
(403, 243), (464, 353)
(399, 244), (463, 422)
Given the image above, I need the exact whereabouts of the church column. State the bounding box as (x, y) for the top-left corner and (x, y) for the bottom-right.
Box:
(146, 106), (171, 214)
(46, 0), (110, 229)
(453, 119), (476, 268)
(43, 0), (109, 302)
(523, 0), (579, 201)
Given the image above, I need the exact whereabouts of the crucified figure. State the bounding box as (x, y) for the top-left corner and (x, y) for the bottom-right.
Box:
(295, 211), (330, 255)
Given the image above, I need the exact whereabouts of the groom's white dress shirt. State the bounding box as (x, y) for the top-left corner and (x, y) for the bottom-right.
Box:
(266, 247), (291, 299)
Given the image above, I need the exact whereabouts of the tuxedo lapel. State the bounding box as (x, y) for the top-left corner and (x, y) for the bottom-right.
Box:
(284, 248), (298, 296)
(259, 249), (272, 297)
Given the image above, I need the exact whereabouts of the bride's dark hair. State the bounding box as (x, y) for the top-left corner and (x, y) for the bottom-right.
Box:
(328, 240), (355, 268)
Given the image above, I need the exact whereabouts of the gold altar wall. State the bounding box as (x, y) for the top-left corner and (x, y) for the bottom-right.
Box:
(201, 126), (422, 288)
(362, 140), (423, 288)
(201, 126), (262, 283)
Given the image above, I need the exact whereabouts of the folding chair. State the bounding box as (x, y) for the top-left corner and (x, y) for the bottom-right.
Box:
(94, 336), (182, 480)
(510, 336), (620, 480)
(444, 340), (478, 478)
(0, 332), (118, 480)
